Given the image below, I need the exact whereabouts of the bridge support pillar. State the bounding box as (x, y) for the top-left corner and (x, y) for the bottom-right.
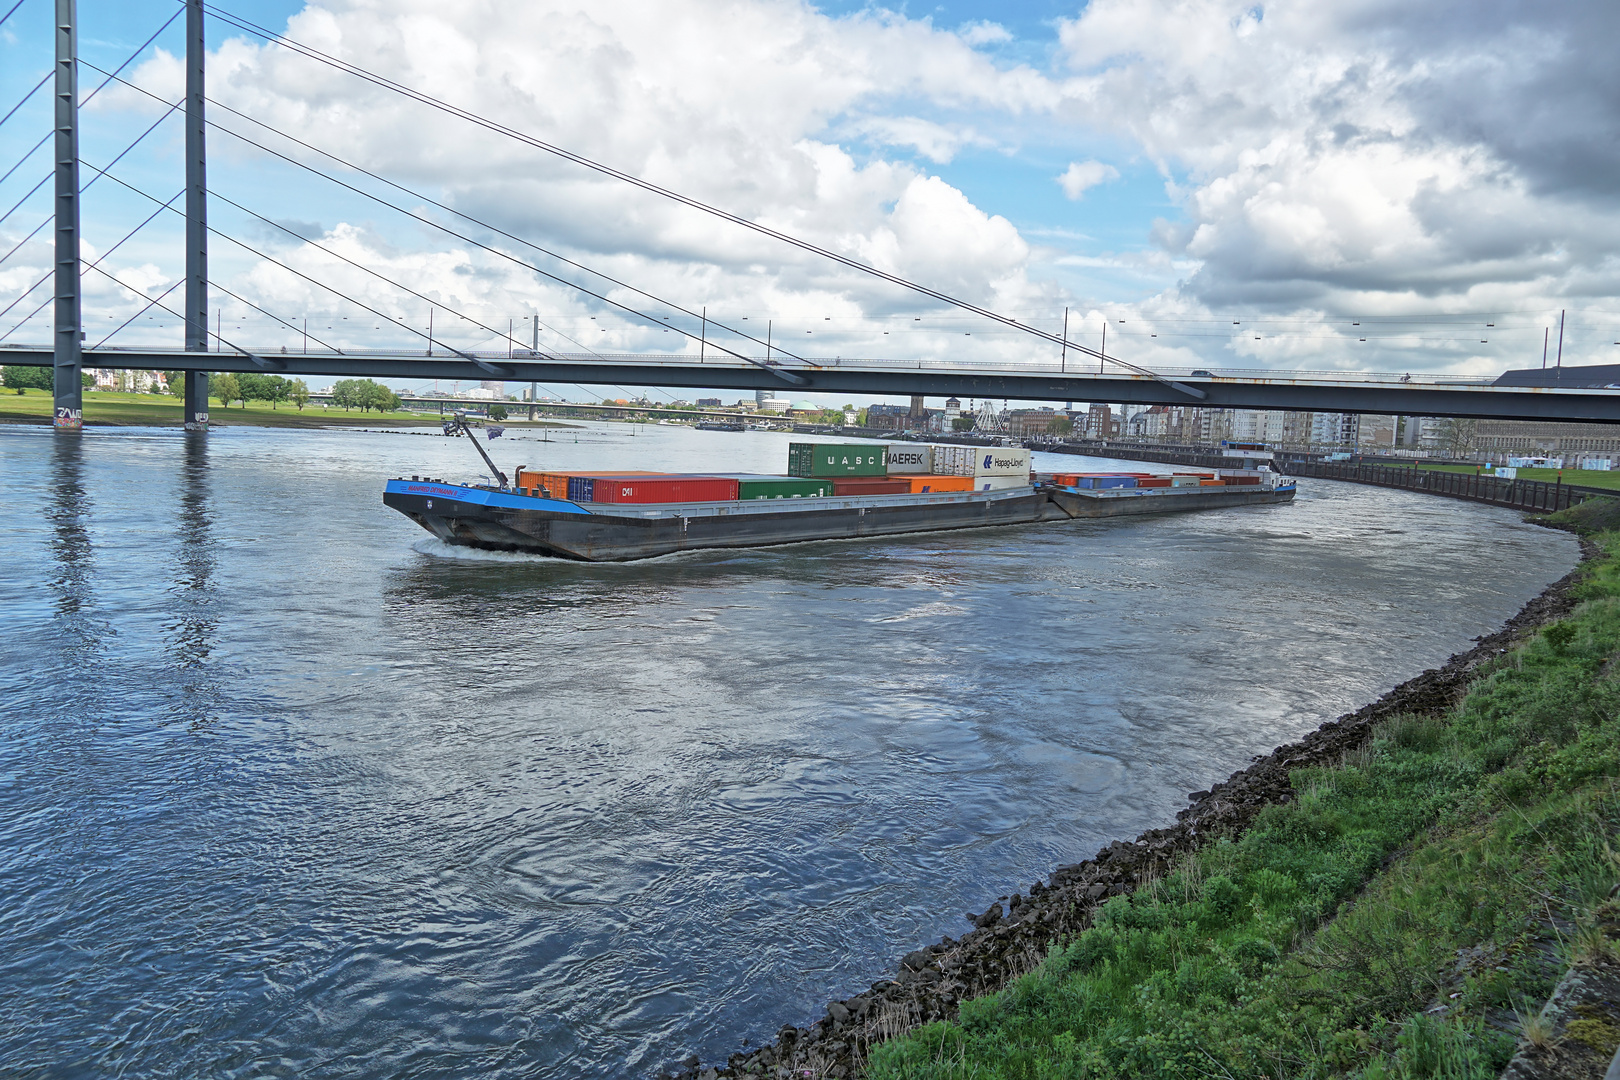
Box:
(184, 371), (209, 429)
(183, 0), (208, 430)
(52, 0), (82, 431)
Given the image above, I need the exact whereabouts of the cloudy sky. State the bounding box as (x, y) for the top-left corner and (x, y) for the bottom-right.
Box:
(2, 0), (1618, 398)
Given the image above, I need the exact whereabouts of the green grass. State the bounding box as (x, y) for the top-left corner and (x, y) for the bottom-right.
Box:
(869, 533), (1620, 1080)
(0, 387), (447, 428)
(1381, 461), (1620, 490)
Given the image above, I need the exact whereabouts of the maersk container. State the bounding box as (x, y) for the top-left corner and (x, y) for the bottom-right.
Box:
(884, 445), (933, 474)
(1170, 475), (1202, 487)
(788, 443), (887, 477)
(735, 477), (831, 500)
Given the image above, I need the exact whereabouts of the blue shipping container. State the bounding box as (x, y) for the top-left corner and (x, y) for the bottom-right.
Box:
(567, 477), (596, 501)
(1077, 476), (1137, 489)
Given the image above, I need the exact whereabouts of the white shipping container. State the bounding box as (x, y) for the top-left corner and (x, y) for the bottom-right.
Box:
(974, 474), (1034, 491)
(931, 445), (975, 476)
(930, 445), (1031, 476)
(885, 445), (934, 474)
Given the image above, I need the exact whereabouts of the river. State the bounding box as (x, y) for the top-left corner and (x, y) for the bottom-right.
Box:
(0, 421), (1579, 1078)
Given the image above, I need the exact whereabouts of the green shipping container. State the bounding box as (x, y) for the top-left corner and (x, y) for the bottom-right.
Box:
(737, 478), (831, 500)
(787, 442), (888, 477)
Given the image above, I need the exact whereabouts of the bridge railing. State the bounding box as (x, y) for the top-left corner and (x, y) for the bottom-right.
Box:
(36, 343), (1511, 387)
(1278, 460), (1598, 514)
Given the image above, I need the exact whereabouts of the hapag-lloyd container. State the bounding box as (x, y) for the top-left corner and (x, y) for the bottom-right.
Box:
(932, 445), (1032, 477)
(884, 445), (933, 474)
(787, 443), (887, 477)
(973, 474), (1033, 491)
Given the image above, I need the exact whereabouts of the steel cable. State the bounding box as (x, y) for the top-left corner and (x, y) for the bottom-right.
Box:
(200, 2), (1119, 367)
(80, 60), (800, 369)
(0, 70), (51, 131)
(87, 163), (518, 364)
(0, 187), (182, 340)
(0, 6), (182, 190)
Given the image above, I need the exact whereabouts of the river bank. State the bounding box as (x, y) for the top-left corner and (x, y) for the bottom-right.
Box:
(689, 508), (1617, 1080)
(0, 388), (578, 428)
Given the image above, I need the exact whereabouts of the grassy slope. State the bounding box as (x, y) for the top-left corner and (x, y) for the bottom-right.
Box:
(870, 527), (1620, 1080)
(1384, 461), (1620, 491)
(0, 388), (441, 428)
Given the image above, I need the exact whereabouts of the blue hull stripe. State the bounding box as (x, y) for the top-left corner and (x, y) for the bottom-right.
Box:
(384, 479), (592, 515)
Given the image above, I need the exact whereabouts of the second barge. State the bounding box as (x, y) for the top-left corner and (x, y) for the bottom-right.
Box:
(383, 474), (1297, 562)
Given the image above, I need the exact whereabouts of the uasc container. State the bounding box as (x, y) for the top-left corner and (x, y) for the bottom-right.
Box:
(884, 445), (933, 474)
(788, 443), (887, 477)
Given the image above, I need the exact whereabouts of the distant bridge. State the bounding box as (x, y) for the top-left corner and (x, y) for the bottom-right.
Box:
(8, 345), (1620, 423)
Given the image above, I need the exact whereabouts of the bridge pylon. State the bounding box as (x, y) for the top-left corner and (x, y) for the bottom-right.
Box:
(52, 0), (82, 431)
(183, 0), (209, 430)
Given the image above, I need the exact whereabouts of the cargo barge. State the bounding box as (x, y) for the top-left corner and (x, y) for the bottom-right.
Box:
(383, 435), (1296, 561)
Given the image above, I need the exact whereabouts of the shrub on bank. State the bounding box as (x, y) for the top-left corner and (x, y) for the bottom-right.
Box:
(869, 535), (1620, 1080)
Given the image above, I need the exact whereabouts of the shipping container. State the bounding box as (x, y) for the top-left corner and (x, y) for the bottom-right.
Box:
(892, 474), (975, 493)
(974, 475), (1033, 491)
(735, 477), (831, 500)
(588, 475), (740, 503)
(1075, 475), (1138, 489)
(787, 443), (887, 477)
(1170, 475), (1202, 487)
(884, 445), (934, 474)
(831, 477), (911, 496)
(932, 445), (1032, 476)
(1199, 479), (1226, 486)
(1135, 477), (1172, 487)
(567, 474), (668, 501)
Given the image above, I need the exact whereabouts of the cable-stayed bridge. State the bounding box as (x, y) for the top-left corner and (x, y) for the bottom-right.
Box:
(3, 0), (1619, 429)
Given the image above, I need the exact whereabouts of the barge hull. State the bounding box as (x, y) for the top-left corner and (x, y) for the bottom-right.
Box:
(383, 479), (1296, 562)
(1046, 484), (1295, 518)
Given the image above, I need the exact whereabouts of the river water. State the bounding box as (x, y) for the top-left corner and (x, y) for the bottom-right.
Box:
(0, 421), (1579, 1078)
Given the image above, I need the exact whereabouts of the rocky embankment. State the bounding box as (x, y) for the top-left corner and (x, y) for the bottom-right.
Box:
(666, 538), (1594, 1080)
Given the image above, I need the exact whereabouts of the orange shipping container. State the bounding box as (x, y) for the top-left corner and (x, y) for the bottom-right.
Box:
(1199, 479), (1226, 486)
(893, 474), (975, 493)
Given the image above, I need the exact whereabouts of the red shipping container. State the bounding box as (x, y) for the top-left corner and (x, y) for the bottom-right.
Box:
(1135, 477), (1172, 487)
(831, 478), (911, 496)
(589, 476), (740, 503)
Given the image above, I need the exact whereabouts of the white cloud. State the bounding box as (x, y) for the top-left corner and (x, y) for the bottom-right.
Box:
(65, 0), (1620, 376)
(1057, 160), (1120, 200)
(958, 21), (1013, 47)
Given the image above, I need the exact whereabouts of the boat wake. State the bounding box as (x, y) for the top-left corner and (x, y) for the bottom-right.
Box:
(410, 537), (564, 564)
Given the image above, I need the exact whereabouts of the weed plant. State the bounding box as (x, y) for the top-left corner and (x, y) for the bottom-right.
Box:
(868, 535), (1620, 1080)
